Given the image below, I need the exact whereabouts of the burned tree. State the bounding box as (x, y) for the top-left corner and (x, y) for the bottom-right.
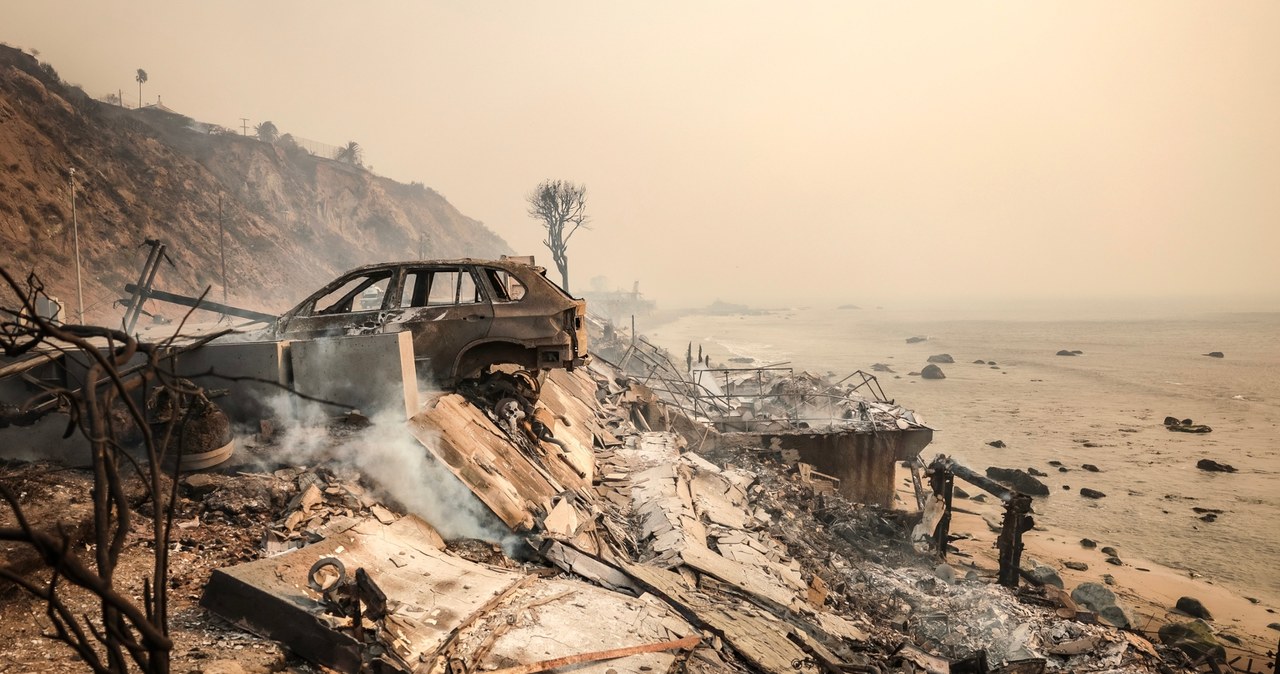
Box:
(0, 268), (233, 673)
(526, 179), (589, 293)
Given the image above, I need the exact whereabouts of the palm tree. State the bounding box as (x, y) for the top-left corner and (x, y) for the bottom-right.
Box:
(255, 121), (279, 143)
(335, 141), (362, 166)
(135, 68), (148, 108)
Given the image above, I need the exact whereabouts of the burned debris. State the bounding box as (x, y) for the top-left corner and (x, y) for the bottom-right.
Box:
(1, 279), (1263, 674)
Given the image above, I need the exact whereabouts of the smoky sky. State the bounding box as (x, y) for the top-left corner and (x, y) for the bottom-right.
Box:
(8, 1), (1278, 310)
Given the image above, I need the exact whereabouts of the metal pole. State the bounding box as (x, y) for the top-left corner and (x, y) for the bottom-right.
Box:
(69, 168), (83, 324)
(218, 193), (227, 306)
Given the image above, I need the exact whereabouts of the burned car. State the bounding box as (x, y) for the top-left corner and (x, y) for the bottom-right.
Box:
(272, 258), (588, 387)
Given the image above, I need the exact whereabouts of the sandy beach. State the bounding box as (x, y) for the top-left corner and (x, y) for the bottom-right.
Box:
(650, 306), (1280, 659)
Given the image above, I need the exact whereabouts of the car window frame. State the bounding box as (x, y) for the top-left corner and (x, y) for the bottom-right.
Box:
(306, 270), (394, 316)
(482, 266), (529, 303)
(398, 265), (488, 309)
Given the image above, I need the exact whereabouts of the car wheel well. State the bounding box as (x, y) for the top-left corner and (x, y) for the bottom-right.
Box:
(453, 341), (538, 381)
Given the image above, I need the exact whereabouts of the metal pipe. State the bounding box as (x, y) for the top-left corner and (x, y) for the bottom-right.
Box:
(123, 284), (277, 323)
(69, 168), (83, 324)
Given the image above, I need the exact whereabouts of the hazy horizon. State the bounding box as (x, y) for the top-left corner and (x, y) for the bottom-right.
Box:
(7, 2), (1278, 312)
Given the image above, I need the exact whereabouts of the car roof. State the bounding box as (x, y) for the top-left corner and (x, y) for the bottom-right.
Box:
(336, 258), (536, 277)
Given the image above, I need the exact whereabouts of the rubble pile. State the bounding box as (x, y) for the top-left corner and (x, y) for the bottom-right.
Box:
(259, 465), (402, 555)
(1, 348), (1217, 674)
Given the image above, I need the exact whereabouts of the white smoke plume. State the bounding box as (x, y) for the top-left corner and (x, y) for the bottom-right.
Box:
(254, 389), (523, 553)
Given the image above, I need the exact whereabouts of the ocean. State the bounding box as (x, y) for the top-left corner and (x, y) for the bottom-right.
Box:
(646, 306), (1280, 605)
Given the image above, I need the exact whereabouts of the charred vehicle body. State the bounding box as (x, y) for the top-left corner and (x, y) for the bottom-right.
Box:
(272, 258), (588, 388)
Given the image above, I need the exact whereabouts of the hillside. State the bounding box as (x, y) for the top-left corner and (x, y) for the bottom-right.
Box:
(0, 45), (509, 322)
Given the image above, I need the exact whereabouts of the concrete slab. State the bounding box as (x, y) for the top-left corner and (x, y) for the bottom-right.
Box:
(289, 332), (419, 419)
(165, 340), (289, 425)
(201, 515), (521, 673)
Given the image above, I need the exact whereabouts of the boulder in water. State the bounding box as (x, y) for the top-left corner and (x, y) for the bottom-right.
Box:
(920, 364), (946, 379)
(1203, 351), (1224, 358)
(1080, 487), (1106, 499)
(927, 353), (954, 364)
(906, 336), (928, 344)
(870, 363), (894, 373)
(987, 440), (1007, 448)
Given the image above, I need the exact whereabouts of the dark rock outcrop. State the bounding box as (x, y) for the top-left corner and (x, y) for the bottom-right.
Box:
(1028, 565), (1064, 589)
(1072, 582), (1130, 628)
(1166, 417), (1212, 433)
(1080, 488), (1106, 499)
(1159, 620), (1225, 660)
(985, 466), (1050, 496)
(920, 364), (946, 379)
(1196, 459), (1236, 473)
(1176, 596), (1213, 620)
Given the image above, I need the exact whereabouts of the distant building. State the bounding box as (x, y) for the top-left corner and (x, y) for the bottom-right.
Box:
(582, 281), (655, 323)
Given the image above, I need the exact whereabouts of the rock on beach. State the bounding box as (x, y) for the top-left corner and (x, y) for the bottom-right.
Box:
(1196, 458), (1236, 473)
(985, 466), (1050, 496)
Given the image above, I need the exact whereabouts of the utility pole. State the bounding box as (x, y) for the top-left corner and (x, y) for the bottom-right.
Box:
(68, 168), (84, 324)
(218, 193), (228, 305)
(239, 118), (249, 136)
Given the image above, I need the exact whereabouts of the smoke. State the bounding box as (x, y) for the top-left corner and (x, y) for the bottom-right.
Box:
(255, 389), (522, 552)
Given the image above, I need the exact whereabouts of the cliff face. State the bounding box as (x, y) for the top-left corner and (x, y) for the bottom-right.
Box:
(0, 46), (509, 322)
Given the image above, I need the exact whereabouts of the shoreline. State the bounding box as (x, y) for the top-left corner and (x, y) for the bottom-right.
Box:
(894, 466), (1280, 662)
(645, 308), (1280, 607)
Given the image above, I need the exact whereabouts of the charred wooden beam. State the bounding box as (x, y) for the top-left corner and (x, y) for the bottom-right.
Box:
(928, 462), (955, 558)
(997, 494), (1035, 588)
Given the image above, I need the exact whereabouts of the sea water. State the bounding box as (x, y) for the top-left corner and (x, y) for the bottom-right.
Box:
(648, 306), (1280, 604)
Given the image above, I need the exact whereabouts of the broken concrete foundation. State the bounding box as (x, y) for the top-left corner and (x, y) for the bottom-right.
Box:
(749, 426), (934, 507)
